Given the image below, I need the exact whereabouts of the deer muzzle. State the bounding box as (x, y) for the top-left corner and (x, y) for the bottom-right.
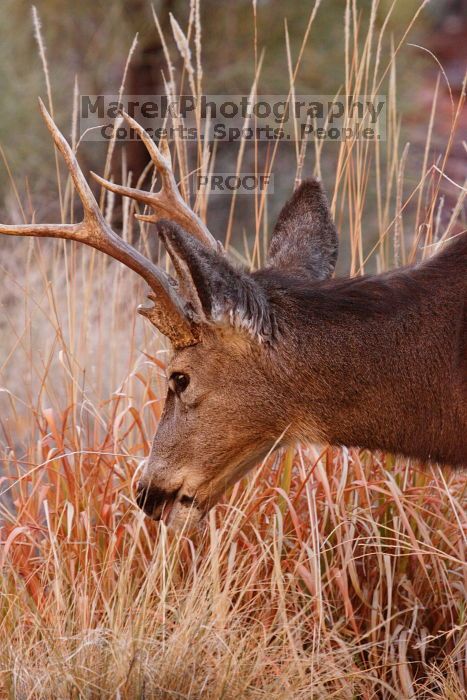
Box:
(136, 481), (196, 525)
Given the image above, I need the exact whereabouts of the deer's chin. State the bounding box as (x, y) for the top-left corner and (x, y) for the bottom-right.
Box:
(155, 499), (205, 533)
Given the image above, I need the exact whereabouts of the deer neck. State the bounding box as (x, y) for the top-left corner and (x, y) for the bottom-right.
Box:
(264, 266), (465, 466)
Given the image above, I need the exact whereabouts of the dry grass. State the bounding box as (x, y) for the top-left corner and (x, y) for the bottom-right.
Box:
(0, 1), (466, 698)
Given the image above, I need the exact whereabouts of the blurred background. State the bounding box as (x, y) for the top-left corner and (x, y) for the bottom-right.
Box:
(0, 0), (465, 249)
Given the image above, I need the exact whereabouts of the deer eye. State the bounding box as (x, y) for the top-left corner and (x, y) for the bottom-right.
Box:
(169, 372), (190, 395)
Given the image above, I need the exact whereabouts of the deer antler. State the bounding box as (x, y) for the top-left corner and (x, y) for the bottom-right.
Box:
(0, 99), (199, 348)
(91, 111), (217, 249)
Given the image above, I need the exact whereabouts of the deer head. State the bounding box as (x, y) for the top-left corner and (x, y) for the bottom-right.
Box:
(133, 183), (339, 530)
(0, 102), (339, 530)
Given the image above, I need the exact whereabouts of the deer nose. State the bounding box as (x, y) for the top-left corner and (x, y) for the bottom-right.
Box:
(135, 481), (178, 519)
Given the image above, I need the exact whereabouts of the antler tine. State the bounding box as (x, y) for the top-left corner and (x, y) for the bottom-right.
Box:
(91, 111), (217, 250)
(0, 99), (198, 348)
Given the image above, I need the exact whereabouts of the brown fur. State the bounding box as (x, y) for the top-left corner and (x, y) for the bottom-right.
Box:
(257, 232), (466, 466)
(137, 195), (466, 528)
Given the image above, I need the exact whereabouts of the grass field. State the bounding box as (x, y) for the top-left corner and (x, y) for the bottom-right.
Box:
(0, 2), (466, 697)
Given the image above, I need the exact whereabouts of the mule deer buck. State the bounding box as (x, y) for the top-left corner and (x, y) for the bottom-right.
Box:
(1, 102), (466, 530)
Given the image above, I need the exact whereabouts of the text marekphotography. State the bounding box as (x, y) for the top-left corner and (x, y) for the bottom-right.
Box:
(79, 95), (387, 142)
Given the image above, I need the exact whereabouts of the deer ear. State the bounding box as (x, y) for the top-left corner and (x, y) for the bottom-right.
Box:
(156, 220), (275, 342)
(268, 178), (338, 280)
